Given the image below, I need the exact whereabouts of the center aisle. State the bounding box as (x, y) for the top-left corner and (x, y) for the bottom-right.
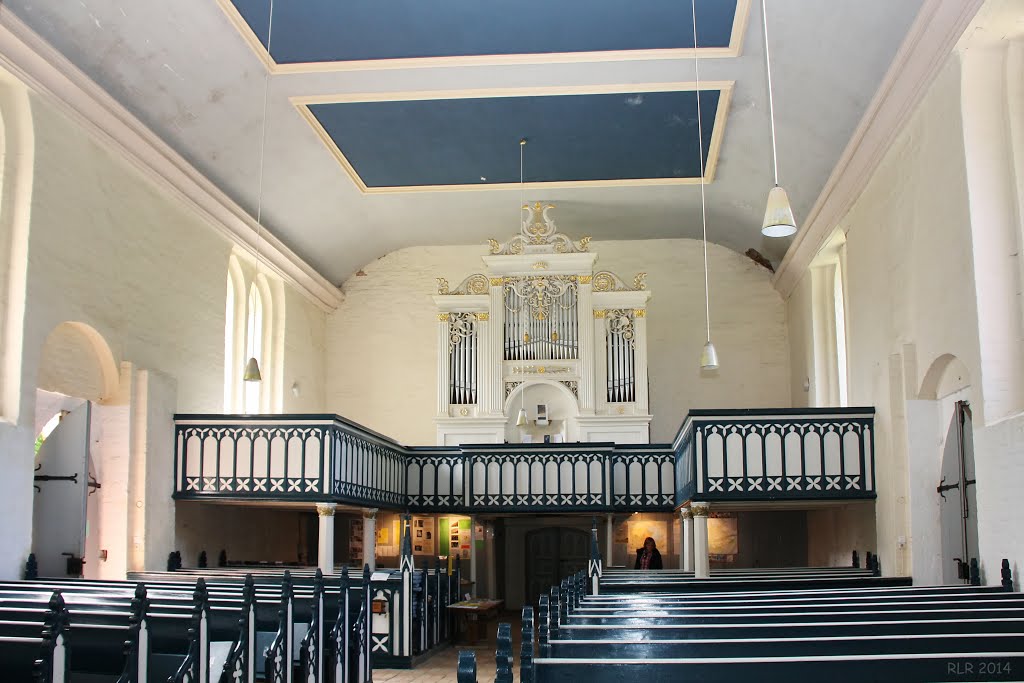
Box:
(377, 610), (522, 683)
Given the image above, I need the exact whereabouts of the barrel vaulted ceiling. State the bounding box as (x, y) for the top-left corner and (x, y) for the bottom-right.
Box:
(5, 1), (923, 283)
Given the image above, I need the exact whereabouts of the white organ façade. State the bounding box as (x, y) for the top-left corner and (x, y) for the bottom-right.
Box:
(434, 203), (652, 446)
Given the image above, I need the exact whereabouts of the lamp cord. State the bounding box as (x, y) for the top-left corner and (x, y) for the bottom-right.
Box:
(762, 0), (780, 187)
(692, 0), (712, 344)
(255, 0), (274, 242)
(519, 138), (526, 236)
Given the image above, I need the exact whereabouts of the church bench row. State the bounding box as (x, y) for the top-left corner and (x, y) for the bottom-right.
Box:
(0, 568), (372, 683)
(463, 560), (1022, 682)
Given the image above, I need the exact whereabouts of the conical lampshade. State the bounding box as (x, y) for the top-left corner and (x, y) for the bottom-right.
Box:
(700, 341), (720, 371)
(243, 357), (262, 382)
(516, 408), (528, 427)
(761, 185), (797, 237)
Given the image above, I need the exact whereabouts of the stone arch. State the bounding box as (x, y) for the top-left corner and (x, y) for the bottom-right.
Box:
(504, 378), (580, 416)
(37, 321), (119, 403)
(918, 353), (971, 400)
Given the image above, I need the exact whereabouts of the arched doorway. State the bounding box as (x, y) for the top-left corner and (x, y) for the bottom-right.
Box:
(504, 380), (579, 444)
(524, 526), (589, 607)
(32, 322), (120, 579)
(916, 354), (977, 584)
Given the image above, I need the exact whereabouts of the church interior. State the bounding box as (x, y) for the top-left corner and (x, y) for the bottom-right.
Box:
(1, 0), (1023, 680)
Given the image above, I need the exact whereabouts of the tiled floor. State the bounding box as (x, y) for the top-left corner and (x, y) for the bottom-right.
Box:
(375, 612), (522, 682)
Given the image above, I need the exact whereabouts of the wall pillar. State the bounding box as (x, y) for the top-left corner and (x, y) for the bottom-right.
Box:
(680, 507), (695, 571)
(593, 310), (607, 411)
(437, 314), (451, 417)
(633, 309), (649, 413)
(578, 278), (596, 413)
(489, 279), (505, 416)
(692, 503), (710, 578)
(476, 312), (493, 413)
(363, 508), (378, 571)
(316, 503), (336, 575)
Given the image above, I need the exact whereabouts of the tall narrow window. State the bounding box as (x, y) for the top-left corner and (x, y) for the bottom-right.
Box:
(224, 273), (236, 411)
(245, 284), (263, 413)
(834, 263), (849, 407)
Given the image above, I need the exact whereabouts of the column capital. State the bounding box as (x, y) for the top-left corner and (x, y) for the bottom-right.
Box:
(316, 503), (337, 517)
(679, 507), (693, 520)
(363, 508), (379, 520)
(690, 503), (710, 517)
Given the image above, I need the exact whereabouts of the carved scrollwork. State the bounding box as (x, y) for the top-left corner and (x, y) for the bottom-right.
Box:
(448, 313), (476, 349)
(593, 271), (648, 292)
(487, 203), (591, 255)
(560, 380), (579, 398)
(504, 275), (577, 321)
(607, 309), (636, 348)
(438, 273), (489, 295)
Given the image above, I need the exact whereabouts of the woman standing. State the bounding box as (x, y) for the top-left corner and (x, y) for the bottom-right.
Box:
(634, 536), (663, 570)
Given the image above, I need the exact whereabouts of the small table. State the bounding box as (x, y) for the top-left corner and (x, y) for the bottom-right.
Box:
(448, 599), (504, 644)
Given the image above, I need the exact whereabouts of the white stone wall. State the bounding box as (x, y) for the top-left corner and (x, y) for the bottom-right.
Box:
(326, 239), (790, 445)
(788, 49), (1024, 582)
(0, 85), (327, 578)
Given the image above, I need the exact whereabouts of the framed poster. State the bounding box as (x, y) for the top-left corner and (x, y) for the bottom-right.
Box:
(412, 516), (434, 555)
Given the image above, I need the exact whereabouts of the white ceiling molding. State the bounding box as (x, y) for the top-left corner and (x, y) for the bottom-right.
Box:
(772, 0), (985, 299)
(0, 11), (344, 312)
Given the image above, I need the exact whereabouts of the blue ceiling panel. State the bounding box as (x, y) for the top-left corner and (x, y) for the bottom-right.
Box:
(229, 0), (738, 64)
(307, 91), (722, 188)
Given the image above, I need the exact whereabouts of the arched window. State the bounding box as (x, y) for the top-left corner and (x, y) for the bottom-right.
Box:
(224, 272), (236, 411)
(245, 284), (264, 414)
(834, 262), (849, 407)
(224, 257), (246, 412)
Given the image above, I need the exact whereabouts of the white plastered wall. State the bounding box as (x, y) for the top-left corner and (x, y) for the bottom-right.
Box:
(0, 78), (327, 577)
(789, 39), (1024, 582)
(327, 239), (790, 445)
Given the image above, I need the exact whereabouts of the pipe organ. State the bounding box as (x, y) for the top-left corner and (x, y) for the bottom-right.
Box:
(434, 204), (652, 446)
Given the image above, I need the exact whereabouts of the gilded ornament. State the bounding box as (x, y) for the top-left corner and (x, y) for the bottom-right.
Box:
(490, 277), (504, 286)
(577, 236), (592, 252)
(578, 275), (593, 285)
(436, 278), (450, 295)
(488, 238), (501, 255)
(459, 408), (469, 416)
(690, 503), (710, 517)
(448, 312), (476, 349)
(466, 274), (489, 295)
(593, 309), (607, 318)
(592, 272), (615, 292)
(633, 309), (647, 318)
(438, 313), (450, 322)
(633, 272), (648, 291)
(538, 366), (546, 374)
(532, 261), (549, 270)
(476, 312), (490, 321)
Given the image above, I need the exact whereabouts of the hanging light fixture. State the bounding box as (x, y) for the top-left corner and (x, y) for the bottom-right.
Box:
(691, 0), (719, 371)
(244, 0), (276, 383)
(516, 388), (528, 427)
(759, 0), (797, 238)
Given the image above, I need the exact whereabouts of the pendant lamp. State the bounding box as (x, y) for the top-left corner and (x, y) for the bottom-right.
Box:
(692, 0), (719, 371)
(244, 0), (276, 384)
(760, 0), (797, 237)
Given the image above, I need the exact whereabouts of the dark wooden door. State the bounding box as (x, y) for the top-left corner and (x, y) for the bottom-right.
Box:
(525, 527), (589, 608)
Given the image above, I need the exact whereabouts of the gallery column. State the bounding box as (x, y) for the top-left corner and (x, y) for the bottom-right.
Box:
(680, 507), (695, 572)
(316, 503), (337, 575)
(363, 508), (378, 572)
(691, 503), (710, 578)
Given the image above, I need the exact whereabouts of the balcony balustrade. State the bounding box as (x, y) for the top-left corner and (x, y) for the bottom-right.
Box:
(174, 408), (875, 512)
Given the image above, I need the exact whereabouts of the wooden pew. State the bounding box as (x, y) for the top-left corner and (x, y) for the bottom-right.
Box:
(0, 591), (69, 683)
(489, 562), (1024, 683)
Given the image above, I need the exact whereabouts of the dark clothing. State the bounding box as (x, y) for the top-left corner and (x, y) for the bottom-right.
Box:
(634, 548), (663, 570)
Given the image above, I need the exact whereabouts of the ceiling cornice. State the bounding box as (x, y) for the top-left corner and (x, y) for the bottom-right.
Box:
(0, 10), (344, 312)
(772, 0), (985, 299)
